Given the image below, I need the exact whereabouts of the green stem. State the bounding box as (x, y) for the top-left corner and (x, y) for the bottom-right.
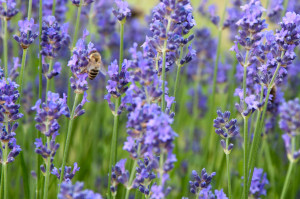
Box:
(52, 0), (56, 16)
(246, 51), (285, 197)
(125, 144), (141, 199)
(0, 165), (3, 199)
(3, 143), (8, 199)
(280, 137), (295, 199)
(45, 59), (54, 99)
(67, 1), (82, 107)
(161, 18), (172, 111)
(207, 0), (229, 157)
(18, 49), (28, 101)
(159, 153), (164, 185)
(226, 139), (232, 199)
(58, 94), (80, 192)
(37, 1), (43, 198)
(242, 50), (249, 199)
(107, 98), (120, 199)
(243, 118), (248, 199)
(119, 21), (125, 72)
(172, 46), (184, 112)
(27, 0), (33, 19)
(43, 137), (51, 199)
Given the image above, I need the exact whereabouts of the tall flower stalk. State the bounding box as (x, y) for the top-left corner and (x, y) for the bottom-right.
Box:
(0, 78), (23, 199)
(246, 12), (300, 196)
(213, 110), (239, 199)
(107, 1), (131, 198)
(207, 0), (229, 156)
(58, 31), (92, 191)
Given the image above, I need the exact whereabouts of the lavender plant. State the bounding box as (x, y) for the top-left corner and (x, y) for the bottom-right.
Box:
(1, 0), (300, 198)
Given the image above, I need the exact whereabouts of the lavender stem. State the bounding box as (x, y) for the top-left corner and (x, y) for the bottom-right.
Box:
(58, 93), (81, 192)
(280, 137), (295, 199)
(43, 137), (51, 199)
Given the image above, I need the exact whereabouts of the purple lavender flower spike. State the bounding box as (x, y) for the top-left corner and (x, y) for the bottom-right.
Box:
(0, 0), (19, 20)
(52, 162), (80, 182)
(41, 16), (70, 58)
(110, 159), (129, 195)
(112, 0), (131, 21)
(145, 0), (195, 75)
(213, 110), (239, 153)
(34, 132), (60, 174)
(132, 157), (157, 196)
(105, 59), (131, 115)
(150, 185), (165, 199)
(68, 30), (95, 94)
(249, 168), (269, 198)
(32, 91), (70, 136)
(279, 98), (300, 137)
(189, 169), (216, 196)
(58, 181), (102, 199)
(14, 18), (39, 49)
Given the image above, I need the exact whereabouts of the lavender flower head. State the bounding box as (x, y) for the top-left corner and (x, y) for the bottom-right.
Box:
(113, 0), (131, 21)
(58, 181), (102, 199)
(282, 133), (300, 161)
(279, 98), (300, 136)
(213, 110), (239, 154)
(0, 75), (23, 167)
(132, 157), (157, 196)
(52, 162), (80, 182)
(110, 159), (129, 195)
(32, 91), (70, 136)
(189, 168), (216, 195)
(0, 0), (19, 20)
(41, 16), (70, 58)
(249, 168), (269, 198)
(68, 30), (95, 94)
(145, 0), (195, 74)
(105, 59), (131, 115)
(34, 132), (59, 174)
(14, 18), (39, 49)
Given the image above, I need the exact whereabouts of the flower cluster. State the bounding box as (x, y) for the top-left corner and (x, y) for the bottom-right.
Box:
(58, 181), (102, 199)
(145, 0), (195, 74)
(189, 169), (216, 195)
(41, 16), (70, 58)
(132, 157), (157, 196)
(42, 61), (62, 80)
(32, 91), (69, 136)
(13, 18), (38, 49)
(110, 159), (129, 195)
(34, 132), (59, 174)
(68, 30), (95, 94)
(0, 79), (23, 165)
(213, 110), (239, 154)
(105, 59), (131, 115)
(249, 168), (269, 198)
(112, 0), (131, 21)
(0, 0), (19, 20)
(52, 162), (80, 182)
(0, 78), (23, 123)
(279, 98), (300, 136)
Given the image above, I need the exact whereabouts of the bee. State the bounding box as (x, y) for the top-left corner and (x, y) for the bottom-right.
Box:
(86, 50), (106, 80)
(270, 85), (277, 104)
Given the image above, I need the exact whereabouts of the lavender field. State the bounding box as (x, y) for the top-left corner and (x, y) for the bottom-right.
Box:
(0, 0), (300, 198)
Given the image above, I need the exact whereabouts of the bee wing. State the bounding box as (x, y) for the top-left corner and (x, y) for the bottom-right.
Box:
(99, 62), (107, 76)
